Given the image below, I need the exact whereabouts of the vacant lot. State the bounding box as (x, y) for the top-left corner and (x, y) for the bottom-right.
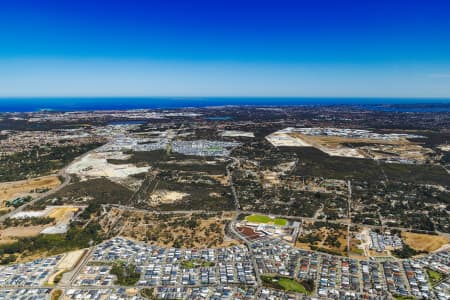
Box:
(0, 175), (61, 206)
(149, 190), (189, 205)
(296, 222), (348, 256)
(144, 175), (234, 211)
(0, 225), (47, 243)
(402, 232), (449, 252)
(48, 249), (86, 284)
(107, 209), (240, 248)
(48, 206), (79, 223)
(0, 206), (80, 245)
(67, 151), (150, 180)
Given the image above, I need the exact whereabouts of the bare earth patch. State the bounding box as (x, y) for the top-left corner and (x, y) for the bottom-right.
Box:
(66, 152), (150, 180)
(149, 190), (189, 205)
(402, 232), (449, 252)
(48, 206), (79, 223)
(47, 249), (86, 285)
(266, 128), (432, 162)
(0, 225), (47, 240)
(0, 175), (61, 207)
(4, 206), (80, 239)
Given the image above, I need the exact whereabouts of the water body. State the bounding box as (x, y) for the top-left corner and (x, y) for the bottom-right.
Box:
(0, 97), (449, 112)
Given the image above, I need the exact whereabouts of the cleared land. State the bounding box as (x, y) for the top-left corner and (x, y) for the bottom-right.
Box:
(402, 232), (449, 252)
(245, 214), (287, 226)
(47, 249), (85, 285)
(102, 209), (240, 248)
(149, 190), (189, 205)
(0, 225), (46, 241)
(66, 152), (150, 181)
(1, 206), (80, 244)
(0, 175), (61, 208)
(267, 129), (432, 162)
(220, 130), (254, 138)
(48, 206), (79, 222)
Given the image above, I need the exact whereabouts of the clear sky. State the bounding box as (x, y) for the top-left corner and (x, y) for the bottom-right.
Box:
(1, 0), (450, 97)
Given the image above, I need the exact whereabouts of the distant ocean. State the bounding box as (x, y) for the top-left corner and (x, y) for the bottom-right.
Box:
(0, 97), (449, 113)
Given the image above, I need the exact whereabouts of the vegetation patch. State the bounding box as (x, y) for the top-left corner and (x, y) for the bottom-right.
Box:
(0, 143), (103, 182)
(180, 259), (215, 269)
(51, 289), (63, 300)
(52, 269), (67, 284)
(110, 261), (141, 286)
(392, 244), (425, 259)
(104, 210), (239, 248)
(2, 216), (55, 227)
(261, 275), (313, 294)
(296, 222), (348, 256)
(140, 288), (155, 299)
(394, 296), (416, 300)
(41, 178), (133, 207)
(426, 268), (444, 286)
(0, 222), (104, 264)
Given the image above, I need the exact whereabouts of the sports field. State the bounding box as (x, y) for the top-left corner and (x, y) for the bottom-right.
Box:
(245, 214), (287, 226)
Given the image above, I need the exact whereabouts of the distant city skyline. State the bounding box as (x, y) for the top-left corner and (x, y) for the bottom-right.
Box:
(1, 0), (450, 97)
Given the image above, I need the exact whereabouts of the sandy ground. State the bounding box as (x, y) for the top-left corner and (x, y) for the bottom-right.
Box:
(266, 132), (312, 147)
(275, 161), (296, 173)
(11, 206), (79, 222)
(48, 206), (79, 222)
(12, 208), (51, 219)
(0, 175), (61, 206)
(266, 128), (431, 161)
(438, 144), (450, 152)
(402, 232), (450, 252)
(288, 133), (367, 158)
(41, 206), (80, 234)
(58, 249), (85, 270)
(209, 175), (229, 185)
(2, 206), (80, 241)
(220, 130), (254, 138)
(0, 225), (47, 240)
(261, 171), (281, 186)
(66, 152), (150, 180)
(48, 249), (86, 285)
(149, 190), (189, 205)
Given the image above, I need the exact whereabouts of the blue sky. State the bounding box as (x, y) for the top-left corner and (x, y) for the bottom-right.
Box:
(1, 0), (450, 97)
